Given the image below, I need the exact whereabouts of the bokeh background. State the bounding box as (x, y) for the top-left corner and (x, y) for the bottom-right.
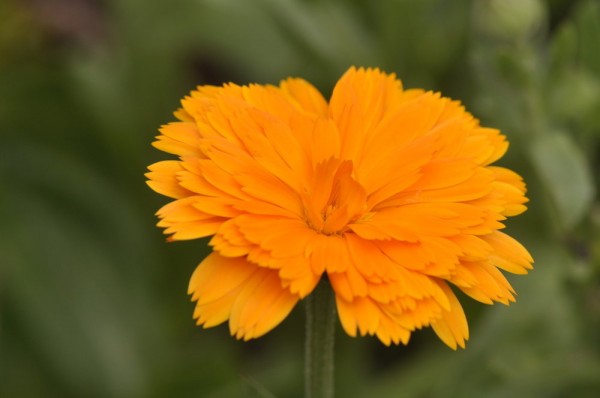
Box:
(1, 0), (599, 396)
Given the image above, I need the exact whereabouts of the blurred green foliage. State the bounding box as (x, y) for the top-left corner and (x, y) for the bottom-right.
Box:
(1, 0), (599, 397)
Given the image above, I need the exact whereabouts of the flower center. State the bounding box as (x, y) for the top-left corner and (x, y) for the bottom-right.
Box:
(303, 159), (367, 235)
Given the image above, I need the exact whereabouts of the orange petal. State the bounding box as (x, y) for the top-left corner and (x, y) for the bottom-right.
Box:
(280, 77), (328, 116)
(229, 267), (300, 340)
(455, 261), (516, 305)
(329, 67), (404, 161)
(236, 215), (309, 252)
(189, 253), (299, 340)
(336, 296), (380, 337)
(329, 264), (368, 301)
(335, 294), (443, 346)
(430, 282), (469, 350)
(235, 170), (304, 218)
(210, 219), (253, 257)
(464, 127), (508, 166)
(357, 92), (445, 181)
(156, 197), (225, 240)
(489, 167), (529, 216)
(484, 231), (533, 275)
(152, 122), (204, 157)
(277, 256), (321, 298)
(146, 160), (193, 199)
(308, 234), (351, 274)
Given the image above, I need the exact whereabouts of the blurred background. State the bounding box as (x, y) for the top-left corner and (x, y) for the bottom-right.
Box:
(1, 0), (599, 396)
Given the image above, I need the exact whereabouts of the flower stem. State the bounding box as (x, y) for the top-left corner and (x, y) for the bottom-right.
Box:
(304, 279), (336, 398)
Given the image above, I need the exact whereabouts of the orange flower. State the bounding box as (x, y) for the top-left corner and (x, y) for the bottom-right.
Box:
(146, 67), (533, 349)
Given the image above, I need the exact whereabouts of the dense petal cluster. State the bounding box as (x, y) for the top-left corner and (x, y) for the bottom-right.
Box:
(146, 67), (533, 349)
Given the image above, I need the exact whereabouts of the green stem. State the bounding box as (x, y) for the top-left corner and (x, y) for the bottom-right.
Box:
(304, 279), (336, 398)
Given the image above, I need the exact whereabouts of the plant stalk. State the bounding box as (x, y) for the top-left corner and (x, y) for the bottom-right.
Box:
(304, 279), (336, 398)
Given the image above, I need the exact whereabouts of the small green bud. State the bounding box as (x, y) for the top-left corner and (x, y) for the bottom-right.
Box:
(474, 0), (546, 41)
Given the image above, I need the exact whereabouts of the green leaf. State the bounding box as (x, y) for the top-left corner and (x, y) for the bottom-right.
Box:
(530, 130), (595, 229)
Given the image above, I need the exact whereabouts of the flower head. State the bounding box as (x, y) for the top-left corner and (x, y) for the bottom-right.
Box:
(146, 67), (533, 349)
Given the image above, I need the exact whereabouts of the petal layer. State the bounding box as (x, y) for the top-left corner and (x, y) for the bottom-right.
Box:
(189, 253), (299, 340)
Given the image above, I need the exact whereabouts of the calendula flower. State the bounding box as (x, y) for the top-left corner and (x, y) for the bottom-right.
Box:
(146, 67), (532, 349)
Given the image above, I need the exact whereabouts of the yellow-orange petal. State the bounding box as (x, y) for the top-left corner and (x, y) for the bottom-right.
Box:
(235, 215), (312, 256)
(484, 231), (534, 274)
(336, 296), (382, 337)
(430, 282), (469, 350)
(209, 219), (254, 256)
(309, 118), (341, 167)
(235, 169), (304, 218)
(280, 77), (328, 117)
(329, 67), (404, 161)
(189, 253), (299, 340)
(156, 197), (224, 240)
(344, 233), (393, 279)
(314, 234), (353, 273)
(146, 160), (193, 199)
(356, 92), (445, 180)
(277, 256), (321, 298)
(454, 261), (516, 305)
(375, 314), (412, 346)
(152, 122), (203, 157)
(329, 266), (368, 302)
(489, 166), (529, 216)
(335, 292), (452, 346)
(352, 203), (477, 242)
(466, 127), (509, 166)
